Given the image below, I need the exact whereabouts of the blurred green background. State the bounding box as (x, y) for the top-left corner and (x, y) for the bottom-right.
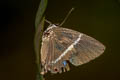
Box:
(0, 0), (120, 80)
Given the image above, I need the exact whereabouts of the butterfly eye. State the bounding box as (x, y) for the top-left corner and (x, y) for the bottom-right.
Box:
(45, 32), (50, 35)
(44, 32), (50, 37)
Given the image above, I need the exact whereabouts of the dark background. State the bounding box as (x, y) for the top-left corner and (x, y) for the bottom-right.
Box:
(0, 0), (120, 80)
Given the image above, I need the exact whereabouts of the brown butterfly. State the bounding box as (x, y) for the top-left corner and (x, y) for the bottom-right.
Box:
(40, 8), (106, 75)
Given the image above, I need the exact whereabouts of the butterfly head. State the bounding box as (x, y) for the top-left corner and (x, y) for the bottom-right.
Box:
(42, 24), (57, 40)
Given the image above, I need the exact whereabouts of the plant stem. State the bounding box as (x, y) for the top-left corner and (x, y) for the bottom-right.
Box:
(34, 0), (48, 80)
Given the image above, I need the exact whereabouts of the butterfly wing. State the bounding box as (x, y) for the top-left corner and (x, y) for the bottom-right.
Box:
(41, 26), (105, 74)
(54, 27), (105, 66)
(69, 33), (105, 66)
(41, 35), (51, 74)
(49, 27), (80, 73)
(41, 26), (80, 74)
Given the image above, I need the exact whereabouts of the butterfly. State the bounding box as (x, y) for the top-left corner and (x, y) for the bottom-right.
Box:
(40, 8), (106, 75)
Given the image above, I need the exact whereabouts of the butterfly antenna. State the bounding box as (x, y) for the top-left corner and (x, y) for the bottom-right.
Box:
(45, 19), (52, 25)
(59, 8), (74, 26)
